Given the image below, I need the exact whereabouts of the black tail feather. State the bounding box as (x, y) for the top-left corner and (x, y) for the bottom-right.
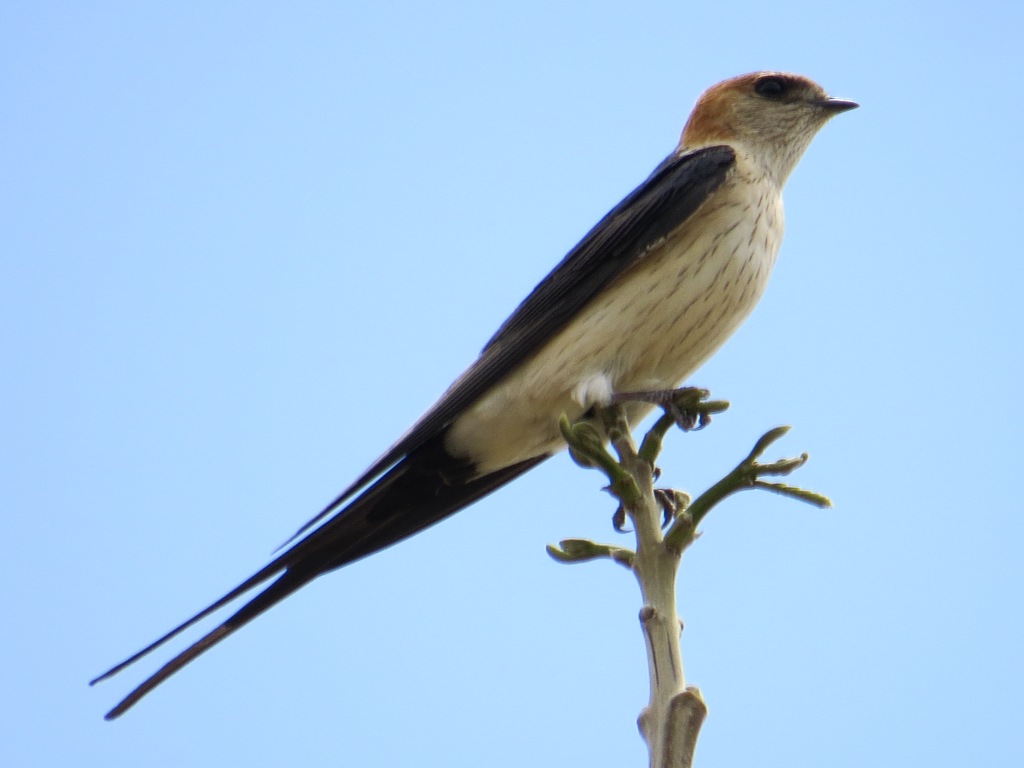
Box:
(101, 567), (315, 719)
(94, 433), (548, 718)
(89, 554), (295, 688)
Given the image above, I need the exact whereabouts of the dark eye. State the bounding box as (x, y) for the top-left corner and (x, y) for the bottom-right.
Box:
(754, 76), (789, 98)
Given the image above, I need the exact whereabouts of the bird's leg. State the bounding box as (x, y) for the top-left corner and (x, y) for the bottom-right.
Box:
(567, 390), (725, 533)
(610, 387), (724, 431)
(610, 388), (723, 531)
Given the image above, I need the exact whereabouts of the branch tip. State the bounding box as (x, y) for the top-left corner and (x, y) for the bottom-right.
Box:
(546, 538), (634, 569)
(748, 425), (791, 460)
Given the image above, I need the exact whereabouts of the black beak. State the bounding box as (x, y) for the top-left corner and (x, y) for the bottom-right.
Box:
(819, 97), (859, 114)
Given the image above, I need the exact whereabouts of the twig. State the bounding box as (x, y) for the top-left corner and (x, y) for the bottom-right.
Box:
(551, 391), (830, 767)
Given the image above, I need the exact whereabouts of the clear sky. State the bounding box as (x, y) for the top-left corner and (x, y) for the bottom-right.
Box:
(4, 2), (1022, 767)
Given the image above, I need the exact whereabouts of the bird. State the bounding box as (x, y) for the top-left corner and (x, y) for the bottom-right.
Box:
(92, 72), (856, 719)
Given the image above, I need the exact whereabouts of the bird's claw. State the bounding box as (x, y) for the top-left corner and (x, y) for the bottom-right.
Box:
(667, 401), (707, 431)
(612, 504), (629, 532)
(612, 490), (689, 531)
(654, 489), (691, 528)
(610, 387), (713, 431)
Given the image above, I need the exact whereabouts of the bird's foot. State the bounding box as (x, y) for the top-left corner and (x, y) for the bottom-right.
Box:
(654, 488), (691, 528)
(611, 488), (691, 531)
(610, 387), (714, 431)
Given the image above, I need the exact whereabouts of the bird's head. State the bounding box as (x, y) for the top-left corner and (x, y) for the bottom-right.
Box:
(680, 72), (857, 184)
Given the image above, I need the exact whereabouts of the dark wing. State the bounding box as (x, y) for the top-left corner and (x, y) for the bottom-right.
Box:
(287, 144), (736, 540)
(91, 144), (735, 717)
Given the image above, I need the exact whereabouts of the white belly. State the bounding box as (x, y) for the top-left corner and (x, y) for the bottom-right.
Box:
(447, 171), (783, 473)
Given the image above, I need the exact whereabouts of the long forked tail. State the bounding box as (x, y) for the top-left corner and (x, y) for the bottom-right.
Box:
(92, 438), (547, 719)
(93, 566), (316, 719)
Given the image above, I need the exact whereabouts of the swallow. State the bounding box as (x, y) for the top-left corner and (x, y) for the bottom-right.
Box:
(93, 72), (856, 718)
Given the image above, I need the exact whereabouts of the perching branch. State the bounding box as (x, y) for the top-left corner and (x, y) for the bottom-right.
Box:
(549, 389), (830, 768)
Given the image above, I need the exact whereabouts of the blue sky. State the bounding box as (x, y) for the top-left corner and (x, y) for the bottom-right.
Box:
(4, 2), (1022, 766)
